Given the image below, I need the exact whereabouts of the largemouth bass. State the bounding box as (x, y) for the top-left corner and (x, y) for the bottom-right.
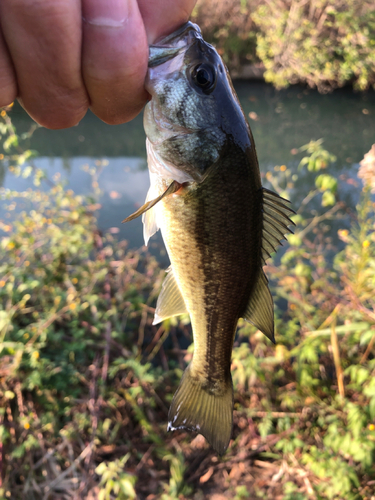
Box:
(124, 22), (294, 454)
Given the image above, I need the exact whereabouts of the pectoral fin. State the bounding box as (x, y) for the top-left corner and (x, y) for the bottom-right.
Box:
(142, 180), (159, 246)
(153, 267), (188, 325)
(122, 180), (180, 224)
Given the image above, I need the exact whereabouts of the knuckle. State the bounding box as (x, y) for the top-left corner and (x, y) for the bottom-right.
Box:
(6, 0), (72, 22)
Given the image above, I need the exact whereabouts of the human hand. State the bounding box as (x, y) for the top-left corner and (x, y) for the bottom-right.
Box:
(0, 0), (196, 128)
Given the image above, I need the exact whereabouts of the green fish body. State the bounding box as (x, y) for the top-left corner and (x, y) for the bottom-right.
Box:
(124, 22), (294, 454)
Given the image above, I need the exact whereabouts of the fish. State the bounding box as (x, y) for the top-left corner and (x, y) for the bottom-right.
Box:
(123, 21), (295, 454)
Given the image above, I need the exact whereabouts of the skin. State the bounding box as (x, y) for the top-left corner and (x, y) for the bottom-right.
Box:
(0, 0), (196, 128)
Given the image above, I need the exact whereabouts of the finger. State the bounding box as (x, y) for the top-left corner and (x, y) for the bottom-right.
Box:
(82, 0), (149, 125)
(0, 0), (88, 129)
(0, 26), (17, 108)
(138, 0), (197, 43)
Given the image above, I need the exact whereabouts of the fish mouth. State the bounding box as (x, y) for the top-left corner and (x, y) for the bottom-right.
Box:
(148, 22), (201, 68)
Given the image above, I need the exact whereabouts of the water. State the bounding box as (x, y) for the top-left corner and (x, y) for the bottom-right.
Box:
(1, 82), (374, 249)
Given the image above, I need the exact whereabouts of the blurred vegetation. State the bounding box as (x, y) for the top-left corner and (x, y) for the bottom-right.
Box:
(1, 108), (375, 500)
(193, 0), (375, 91)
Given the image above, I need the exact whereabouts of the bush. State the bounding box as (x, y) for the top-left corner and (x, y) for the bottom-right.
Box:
(193, 0), (375, 91)
(254, 0), (375, 91)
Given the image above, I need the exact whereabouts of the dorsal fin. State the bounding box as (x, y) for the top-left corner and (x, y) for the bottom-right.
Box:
(261, 188), (295, 265)
(243, 189), (295, 341)
(242, 270), (275, 342)
(153, 267), (188, 325)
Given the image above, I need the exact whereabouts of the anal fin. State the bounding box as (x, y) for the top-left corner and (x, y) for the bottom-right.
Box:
(242, 270), (275, 343)
(153, 267), (188, 325)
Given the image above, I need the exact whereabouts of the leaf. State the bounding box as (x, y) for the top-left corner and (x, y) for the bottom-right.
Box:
(3, 134), (18, 151)
(315, 174), (338, 193)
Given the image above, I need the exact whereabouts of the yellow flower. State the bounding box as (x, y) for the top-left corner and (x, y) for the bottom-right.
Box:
(0, 280), (5, 287)
(368, 424), (375, 431)
(24, 260), (30, 267)
(0, 154), (4, 160)
(69, 303), (77, 311)
(7, 242), (15, 250)
(24, 422), (30, 430)
(32, 351), (40, 359)
(72, 277), (78, 284)
(290, 303), (297, 310)
(280, 165), (287, 172)
(363, 240), (370, 248)
(0, 110), (6, 117)
(338, 229), (350, 242)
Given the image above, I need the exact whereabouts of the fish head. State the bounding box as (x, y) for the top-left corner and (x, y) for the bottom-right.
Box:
(144, 22), (251, 183)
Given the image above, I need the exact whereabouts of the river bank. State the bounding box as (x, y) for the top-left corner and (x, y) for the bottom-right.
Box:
(192, 0), (375, 92)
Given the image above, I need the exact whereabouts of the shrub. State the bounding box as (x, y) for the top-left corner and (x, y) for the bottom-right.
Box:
(252, 0), (375, 91)
(193, 0), (375, 90)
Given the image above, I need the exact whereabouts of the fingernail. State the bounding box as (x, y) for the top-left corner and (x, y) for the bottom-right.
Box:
(82, 0), (130, 28)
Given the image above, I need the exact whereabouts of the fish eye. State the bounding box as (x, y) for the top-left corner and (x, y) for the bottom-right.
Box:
(190, 64), (216, 93)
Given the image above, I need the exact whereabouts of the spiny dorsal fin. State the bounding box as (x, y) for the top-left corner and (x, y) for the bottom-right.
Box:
(261, 188), (295, 264)
(242, 270), (275, 343)
(153, 267), (188, 325)
(122, 180), (180, 224)
(168, 365), (233, 455)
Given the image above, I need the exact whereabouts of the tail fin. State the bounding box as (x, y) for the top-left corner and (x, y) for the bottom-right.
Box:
(167, 366), (233, 455)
